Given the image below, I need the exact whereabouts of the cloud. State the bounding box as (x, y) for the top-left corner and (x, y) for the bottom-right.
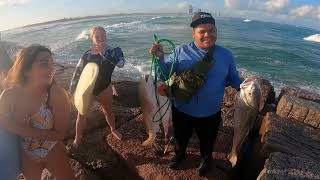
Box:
(225, 0), (235, 8)
(290, 5), (320, 19)
(290, 5), (313, 17)
(153, 1), (192, 13)
(177, 1), (189, 10)
(0, 0), (30, 7)
(265, 0), (289, 12)
(225, 0), (289, 12)
(225, 0), (249, 9)
(317, 7), (320, 19)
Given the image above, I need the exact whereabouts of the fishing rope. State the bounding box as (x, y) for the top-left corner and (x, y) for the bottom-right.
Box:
(151, 34), (176, 82)
(148, 34), (177, 155)
(150, 34), (176, 123)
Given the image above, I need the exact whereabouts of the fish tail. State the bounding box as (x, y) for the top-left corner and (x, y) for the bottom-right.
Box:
(228, 152), (238, 168)
(142, 133), (155, 146)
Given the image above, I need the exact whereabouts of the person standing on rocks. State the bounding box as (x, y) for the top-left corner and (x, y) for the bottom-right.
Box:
(69, 26), (125, 146)
(149, 12), (241, 176)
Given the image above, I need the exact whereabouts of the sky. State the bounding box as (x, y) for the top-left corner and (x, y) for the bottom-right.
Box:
(0, 0), (319, 31)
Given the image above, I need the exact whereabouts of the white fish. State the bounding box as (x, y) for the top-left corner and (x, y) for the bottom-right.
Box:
(138, 74), (172, 149)
(228, 78), (261, 168)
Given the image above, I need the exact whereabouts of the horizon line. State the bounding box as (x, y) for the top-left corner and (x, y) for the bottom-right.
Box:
(1, 12), (188, 32)
(1, 12), (319, 32)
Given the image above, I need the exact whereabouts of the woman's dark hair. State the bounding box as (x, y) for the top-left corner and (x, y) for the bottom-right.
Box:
(3, 44), (52, 88)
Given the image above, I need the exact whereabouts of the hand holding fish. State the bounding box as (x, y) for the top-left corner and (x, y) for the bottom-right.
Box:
(157, 81), (168, 96)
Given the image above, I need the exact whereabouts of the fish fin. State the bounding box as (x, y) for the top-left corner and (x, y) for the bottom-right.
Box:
(228, 153), (238, 168)
(142, 133), (155, 146)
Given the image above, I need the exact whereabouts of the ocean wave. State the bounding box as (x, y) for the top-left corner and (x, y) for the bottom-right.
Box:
(150, 16), (177, 20)
(75, 30), (89, 40)
(303, 34), (320, 43)
(104, 20), (163, 33)
(134, 64), (152, 75)
(238, 68), (320, 96)
(106, 21), (142, 29)
(113, 60), (143, 81)
(238, 68), (259, 78)
(151, 16), (162, 20)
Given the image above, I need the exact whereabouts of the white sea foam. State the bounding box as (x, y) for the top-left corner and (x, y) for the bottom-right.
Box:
(104, 20), (163, 33)
(106, 21), (142, 29)
(75, 30), (89, 40)
(238, 67), (320, 96)
(303, 34), (320, 43)
(113, 60), (143, 81)
(244, 19), (251, 22)
(151, 16), (162, 20)
(136, 64), (153, 75)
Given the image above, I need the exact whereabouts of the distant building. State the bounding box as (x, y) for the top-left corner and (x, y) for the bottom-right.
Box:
(188, 5), (193, 15)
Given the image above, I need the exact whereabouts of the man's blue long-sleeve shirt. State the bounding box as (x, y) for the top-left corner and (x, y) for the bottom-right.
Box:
(158, 42), (241, 118)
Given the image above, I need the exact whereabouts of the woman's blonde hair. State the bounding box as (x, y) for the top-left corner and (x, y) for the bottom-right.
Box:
(89, 26), (106, 39)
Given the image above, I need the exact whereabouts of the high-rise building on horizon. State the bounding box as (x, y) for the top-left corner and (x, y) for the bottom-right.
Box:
(188, 4), (193, 15)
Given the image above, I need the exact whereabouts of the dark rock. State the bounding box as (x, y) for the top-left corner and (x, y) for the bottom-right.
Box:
(278, 86), (320, 104)
(276, 95), (320, 128)
(259, 112), (320, 161)
(257, 152), (320, 180)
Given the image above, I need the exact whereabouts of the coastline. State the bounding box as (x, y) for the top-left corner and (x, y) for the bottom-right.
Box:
(1, 40), (320, 179)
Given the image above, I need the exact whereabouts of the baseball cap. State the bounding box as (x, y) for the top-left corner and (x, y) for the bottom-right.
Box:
(190, 12), (215, 28)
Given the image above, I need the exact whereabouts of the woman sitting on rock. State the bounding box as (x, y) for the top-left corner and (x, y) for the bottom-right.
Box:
(0, 45), (75, 180)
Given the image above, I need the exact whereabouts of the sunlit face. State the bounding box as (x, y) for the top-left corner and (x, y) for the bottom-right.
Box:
(26, 51), (55, 86)
(91, 29), (107, 46)
(192, 23), (217, 50)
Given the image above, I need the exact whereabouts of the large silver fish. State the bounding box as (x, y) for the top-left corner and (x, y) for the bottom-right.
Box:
(228, 78), (261, 168)
(138, 74), (172, 149)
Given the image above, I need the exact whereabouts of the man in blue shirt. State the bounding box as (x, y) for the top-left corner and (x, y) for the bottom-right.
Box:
(149, 12), (241, 176)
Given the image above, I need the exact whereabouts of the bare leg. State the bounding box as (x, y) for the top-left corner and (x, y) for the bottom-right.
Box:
(98, 85), (122, 140)
(73, 113), (86, 146)
(45, 142), (75, 180)
(21, 150), (43, 180)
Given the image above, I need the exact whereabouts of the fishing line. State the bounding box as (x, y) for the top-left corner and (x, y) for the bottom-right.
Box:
(150, 34), (176, 123)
